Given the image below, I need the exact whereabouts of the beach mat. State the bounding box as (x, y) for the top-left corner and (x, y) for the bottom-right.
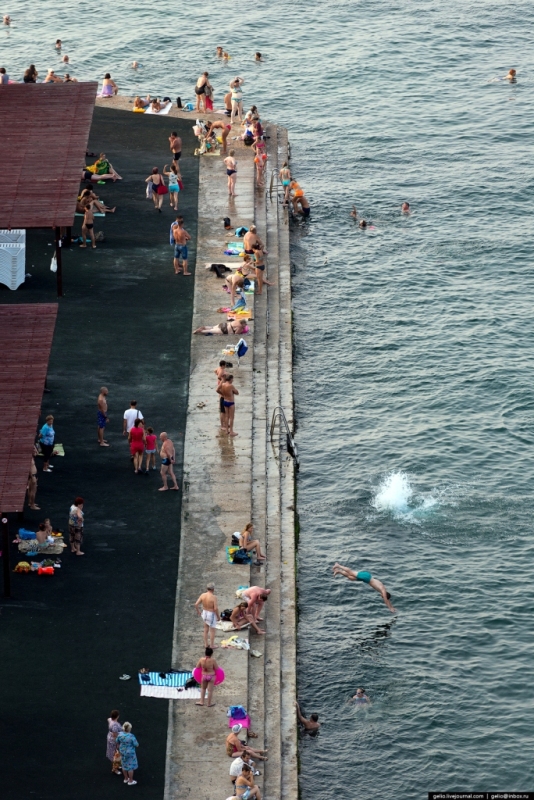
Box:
(145, 102), (172, 115)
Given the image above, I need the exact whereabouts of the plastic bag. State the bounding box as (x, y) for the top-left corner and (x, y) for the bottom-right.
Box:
(50, 255), (57, 273)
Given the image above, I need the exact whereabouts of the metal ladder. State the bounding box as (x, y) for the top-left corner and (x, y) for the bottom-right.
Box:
(270, 405), (299, 470)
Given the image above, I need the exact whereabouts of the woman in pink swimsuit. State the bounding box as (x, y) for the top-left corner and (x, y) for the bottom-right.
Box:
(195, 647), (218, 707)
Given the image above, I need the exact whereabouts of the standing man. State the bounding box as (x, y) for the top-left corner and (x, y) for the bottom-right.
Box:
(80, 204), (96, 249)
(123, 400), (144, 436)
(332, 562), (396, 613)
(252, 246), (274, 296)
(97, 387), (110, 446)
(172, 216), (191, 276)
(194, 582), (220, 648)
(159, 432), (179, 491)
(169, 131), (182, 176)
(217, 375), (239, 437)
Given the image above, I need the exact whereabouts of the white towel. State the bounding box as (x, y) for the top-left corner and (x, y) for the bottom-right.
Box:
(140, 685), (201, 699)
(145, 102), (172, 115)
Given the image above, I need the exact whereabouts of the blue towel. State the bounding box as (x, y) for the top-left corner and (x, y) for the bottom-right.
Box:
(19, 528), (36, 540)
(138, 671), (192, 687)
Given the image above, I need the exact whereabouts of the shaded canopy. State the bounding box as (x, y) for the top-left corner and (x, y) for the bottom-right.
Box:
(0, 82), (98, 229)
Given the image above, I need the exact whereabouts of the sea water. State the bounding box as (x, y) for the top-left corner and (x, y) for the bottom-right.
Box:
(3, 0), (534, 796)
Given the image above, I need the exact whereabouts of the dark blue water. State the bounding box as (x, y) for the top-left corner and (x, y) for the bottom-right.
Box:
(4, 0), (534, 795)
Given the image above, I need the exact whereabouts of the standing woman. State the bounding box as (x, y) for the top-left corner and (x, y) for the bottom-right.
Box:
(38, 415), (55, 473)
(106, 710), (123, 775)
(229, 77), (245, 124)
(194, 71), (210, 112)
(128, 418), (145, 474)
(100, 73), (118, 97)
(223, 150), (237, 197)
(116, 722), (139, 786)
(68, 496), (85, 556)
(163, 163), (180, 211)
(279, 162), (291, 205)
(145, 167), (166, 212)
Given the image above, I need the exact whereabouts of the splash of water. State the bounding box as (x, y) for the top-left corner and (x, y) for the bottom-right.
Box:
(372, 471), (413, 514)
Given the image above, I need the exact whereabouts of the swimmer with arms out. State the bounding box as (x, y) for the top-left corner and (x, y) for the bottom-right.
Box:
(294, 701), (320, 733)
(333, 563), (396, 613)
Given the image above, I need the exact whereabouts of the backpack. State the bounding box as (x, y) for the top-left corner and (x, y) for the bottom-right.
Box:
(228, 705), (247, 719)
(233, 549), (251, 565)
(220, 609), (233, 621)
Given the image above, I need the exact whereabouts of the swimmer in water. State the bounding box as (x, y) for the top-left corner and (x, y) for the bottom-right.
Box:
(350, 205), (358, 219)
(294, 701), (320, 733)
(62, 54), (69, 63)
(352, 688), (371, 705)
(255, 52), (263, 62)
(131, 61), (139, 69)
(216, 46), (224, 57)
(223, 51), (230, 60)
(505, 68), (517, 81)
(401, 201), (410, 214)
(333, 563), (396, 613)
(359, 219), (367, 229)
(55, 38), (61, 48)
(3, 14), (11, 25)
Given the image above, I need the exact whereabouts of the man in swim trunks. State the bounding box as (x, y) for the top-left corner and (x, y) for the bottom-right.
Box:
(240, 586), (271, 621)
(332, 563), (396, 613)
(80, 204), (96, 249)
(293, 192), (310, 219)
(217, 375), (239, 436)
(169, 131), (182, 173)
(97, 387), (110, 446)
(195, 582), (220, 648)
(158, 432), (179, 491)
(172, 216), (191, 275)
(243, 225), (266, 256)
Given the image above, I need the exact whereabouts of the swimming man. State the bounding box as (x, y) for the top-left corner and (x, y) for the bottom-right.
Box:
(333, 563), (396, 613)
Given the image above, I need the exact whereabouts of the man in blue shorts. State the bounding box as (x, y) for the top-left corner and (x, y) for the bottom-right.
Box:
(171, 216), (191, 275)
(97, 386), (110, 447)
(333, 562), (396, 613)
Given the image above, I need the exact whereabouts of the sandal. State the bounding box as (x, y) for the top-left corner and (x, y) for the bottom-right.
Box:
(248, 730), (258, 738)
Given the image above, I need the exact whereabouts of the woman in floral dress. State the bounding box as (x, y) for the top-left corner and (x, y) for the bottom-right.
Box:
(116, 722), (139, 785)
(106, 710), (123, 774)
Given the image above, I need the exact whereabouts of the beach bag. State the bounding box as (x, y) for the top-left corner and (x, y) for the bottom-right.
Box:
(228, 705), (247, 719)
(112, 750), (122, 771)
(233, 549), (251, 565)
(156, 183), (168, 195)
(220, 609), (233, 621)
(50, 255), (57, 273)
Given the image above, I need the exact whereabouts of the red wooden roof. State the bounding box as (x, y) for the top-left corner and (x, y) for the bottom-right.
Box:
(0, 82), (97, 229)
(0, 304), (58, 513)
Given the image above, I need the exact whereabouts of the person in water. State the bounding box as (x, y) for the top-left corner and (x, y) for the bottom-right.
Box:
(350, 205), (358, 219)
(294, 701), (320, 733)
(401, 201), (410, 213)
(359, 219), (367, 229)
(505, 68), (517, 81)
(333, 563), (396, 612)
(352, 687), (371, 705)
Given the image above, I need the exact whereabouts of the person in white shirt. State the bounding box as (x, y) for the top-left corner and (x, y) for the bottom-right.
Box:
(123, 400), (144, 435)
(229, 752), (255, 790)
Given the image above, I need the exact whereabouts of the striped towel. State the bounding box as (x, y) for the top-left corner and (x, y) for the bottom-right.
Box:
(138, 671), (191, 687)
(140, 685), (201, 700)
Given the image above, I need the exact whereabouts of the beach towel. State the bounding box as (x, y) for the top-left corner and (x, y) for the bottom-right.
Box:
(226, 241), (245, 251)
(228, 714), (251, 729)
(140, 685), (201, 699)
(216, 620), (240, 632)
(138, 671), (190, 687)
(145, 102), (172, 115)
(75, 211), (105, 217)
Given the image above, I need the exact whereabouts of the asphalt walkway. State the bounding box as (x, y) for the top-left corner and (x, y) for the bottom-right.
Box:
(0, 107), (198, 800)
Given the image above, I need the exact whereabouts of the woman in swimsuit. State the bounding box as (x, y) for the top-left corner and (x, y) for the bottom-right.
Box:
(279, 162), (291, 206)
(195, 647), (218, 707)
(236, 765), (262, 800)
(206, 120), (232, 154)
(80, 205), (96, 249)
(195, 72), (211, 112)
(77, 187), (116, 215)
(229, 77), (245, 124)
(163, 163), (180, 210)
(145, 167), (166, 212)
(253, 139), (267, 187)
(100, 73), (118, 97)
(223, 150), (238, 196)
(239, 522), (266, 563)
(193, 319), (247, 336)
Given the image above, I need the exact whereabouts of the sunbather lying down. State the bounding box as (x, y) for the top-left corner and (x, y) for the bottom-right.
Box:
(194, 319), (248, 335)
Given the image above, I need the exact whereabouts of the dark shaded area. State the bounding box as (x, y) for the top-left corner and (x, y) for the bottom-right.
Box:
(0, 107), (199, 799)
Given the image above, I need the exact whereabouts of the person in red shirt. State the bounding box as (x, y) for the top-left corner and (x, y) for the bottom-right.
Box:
(128, 419), (145, 474)
(144, 426), (157, 472)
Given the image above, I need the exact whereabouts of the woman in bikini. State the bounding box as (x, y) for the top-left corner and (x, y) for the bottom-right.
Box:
(239, 522), (266, 563)
(195, 647), (218, 707)
(163, 163), (180, 210)
(224, 150), (238, 196)
(279, 162), (291, 206)
(229, 76), (245, 124)
(145, 167), (166, 212)
(206, 120), (232, 154)
(80, 205), (96, 249)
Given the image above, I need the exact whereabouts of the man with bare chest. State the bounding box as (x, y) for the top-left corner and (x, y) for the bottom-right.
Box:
(217, 375), (239, 437)
(159, 432), (179, 491)
(194, 583), (220, 648)
(172, 216), (191, 275)
(97, 387), (110, 446)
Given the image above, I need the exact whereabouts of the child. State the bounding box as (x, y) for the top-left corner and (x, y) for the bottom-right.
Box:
(144, 427), (158, 471)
